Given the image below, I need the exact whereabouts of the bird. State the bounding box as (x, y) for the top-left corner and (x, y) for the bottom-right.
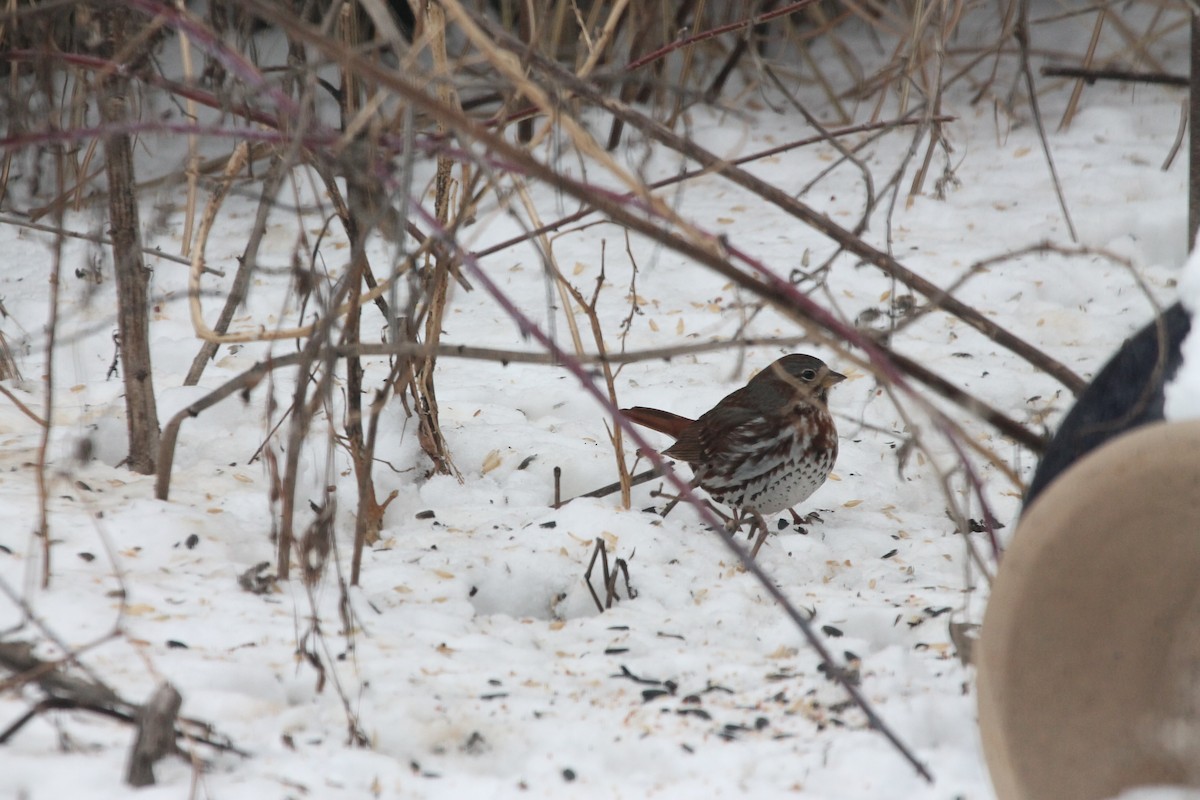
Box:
(621, 354), (846, 557)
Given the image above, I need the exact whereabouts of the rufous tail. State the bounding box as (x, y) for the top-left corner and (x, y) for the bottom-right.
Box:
(620, 406), (695, 439)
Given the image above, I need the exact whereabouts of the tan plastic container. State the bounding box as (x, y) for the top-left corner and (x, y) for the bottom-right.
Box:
(978, 420), (1200, 800)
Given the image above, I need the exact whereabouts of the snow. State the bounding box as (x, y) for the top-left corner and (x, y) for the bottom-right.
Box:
(0, 10), (1194, 800)
(1166, 240), (1200, 420)
(1110, 790), (1200, 800)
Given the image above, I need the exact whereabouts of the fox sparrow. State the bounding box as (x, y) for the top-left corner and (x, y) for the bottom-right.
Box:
(621, 354), (845, 557)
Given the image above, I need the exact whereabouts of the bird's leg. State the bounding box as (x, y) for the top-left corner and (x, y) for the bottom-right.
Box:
(708, 502), (736, 526)
(721, 507), (768, 557)
(716, 507), (746, 536)
(748, 509), (772, 559)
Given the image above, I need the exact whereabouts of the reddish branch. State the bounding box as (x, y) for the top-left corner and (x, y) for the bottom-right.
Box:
(625, 0), (823, 73)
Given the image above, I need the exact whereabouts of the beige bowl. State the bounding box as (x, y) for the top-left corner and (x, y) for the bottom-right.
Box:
(978, 420), (1200, 800)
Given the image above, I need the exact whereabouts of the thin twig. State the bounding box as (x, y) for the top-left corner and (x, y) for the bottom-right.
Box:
(472, 115), (951, 265)
(0, 384), (46, 428)
(497, 28), (1086, 394)
(0, 213), (222, 274)
(1040, 64), (1188, 86)
(1014, 1), (1078, 242)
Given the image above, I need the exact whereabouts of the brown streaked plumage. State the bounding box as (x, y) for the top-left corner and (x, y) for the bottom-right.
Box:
(622, 354), (845, 557)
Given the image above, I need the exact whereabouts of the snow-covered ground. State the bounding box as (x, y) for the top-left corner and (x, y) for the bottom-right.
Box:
(0, 9), (1192, 799)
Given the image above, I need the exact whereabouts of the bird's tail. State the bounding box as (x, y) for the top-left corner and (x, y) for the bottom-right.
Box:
(620, 407), (694, 439)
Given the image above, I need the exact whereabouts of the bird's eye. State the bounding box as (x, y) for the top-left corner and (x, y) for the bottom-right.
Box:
(801, 368), (817, 381)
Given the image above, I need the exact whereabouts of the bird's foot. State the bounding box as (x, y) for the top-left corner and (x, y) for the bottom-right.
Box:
(747, 510), (772, 559)
(790, 509), (822, 525)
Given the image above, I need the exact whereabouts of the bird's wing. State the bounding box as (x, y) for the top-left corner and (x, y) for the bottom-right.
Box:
(663, 395), (760, 463)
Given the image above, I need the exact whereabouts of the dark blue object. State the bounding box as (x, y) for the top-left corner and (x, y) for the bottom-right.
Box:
(1024, 302), (1191, 508)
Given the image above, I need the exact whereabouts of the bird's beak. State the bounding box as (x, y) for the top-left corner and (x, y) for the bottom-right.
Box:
(822, 371), (847, 389)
